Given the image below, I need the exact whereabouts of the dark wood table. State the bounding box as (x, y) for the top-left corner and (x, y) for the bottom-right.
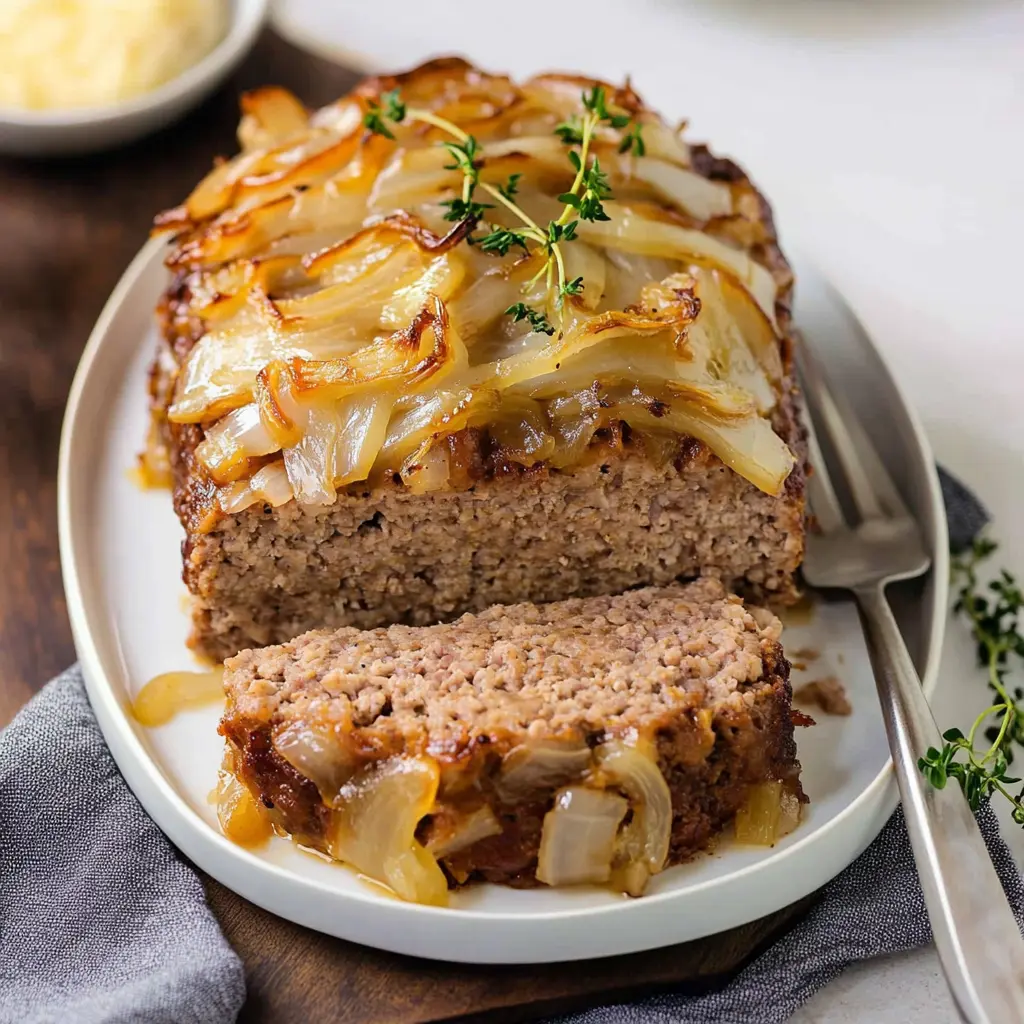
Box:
(0, 29), (814, 1022)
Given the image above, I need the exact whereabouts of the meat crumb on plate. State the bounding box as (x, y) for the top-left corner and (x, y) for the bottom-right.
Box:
(794, 677), (852, 716)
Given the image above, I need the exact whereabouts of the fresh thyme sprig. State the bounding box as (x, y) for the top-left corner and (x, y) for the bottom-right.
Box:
(361, 82), (643, 333)
(504, 302), (555, 336)
(362, 96), (556, 327)
(438, 137), (494, 223)
(918, 534), (1024, 824)
(497, 172), (522, 201)
(476, 224), (529, 256)
(361, 89), (406, 139)
(559, 152), (612, 223)
(555, 85), (630, 142)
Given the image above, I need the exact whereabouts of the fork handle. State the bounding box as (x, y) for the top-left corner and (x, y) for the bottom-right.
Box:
(855, 583), (1024, 1024)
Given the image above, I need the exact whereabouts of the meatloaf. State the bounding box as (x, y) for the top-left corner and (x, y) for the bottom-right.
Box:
(151, 59), (807, 662)
(220, 578), (803, 903)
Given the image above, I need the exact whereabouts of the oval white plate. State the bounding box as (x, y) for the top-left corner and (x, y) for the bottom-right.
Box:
(58, 237), (947, 964)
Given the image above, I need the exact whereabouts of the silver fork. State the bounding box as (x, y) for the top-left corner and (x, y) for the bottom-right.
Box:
(797, 340), (1024, 1024)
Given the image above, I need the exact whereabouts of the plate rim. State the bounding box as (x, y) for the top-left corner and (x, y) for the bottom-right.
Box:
(57, 236), (949, 961)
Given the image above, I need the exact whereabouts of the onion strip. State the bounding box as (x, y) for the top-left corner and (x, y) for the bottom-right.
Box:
(595, 738), (673, 893)
(328, 757), (448, 906)
(537, 787), (629, 887)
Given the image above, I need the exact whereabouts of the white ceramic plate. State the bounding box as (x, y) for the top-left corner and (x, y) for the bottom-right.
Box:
(58, 237), (947, 964)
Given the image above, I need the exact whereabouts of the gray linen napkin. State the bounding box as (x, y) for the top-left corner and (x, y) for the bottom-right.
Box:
(0, 668), (245, 1024)
(0, 468), (1017, 1024)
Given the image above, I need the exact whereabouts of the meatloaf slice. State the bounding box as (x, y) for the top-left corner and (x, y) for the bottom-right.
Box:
(220, 578), (803, 904)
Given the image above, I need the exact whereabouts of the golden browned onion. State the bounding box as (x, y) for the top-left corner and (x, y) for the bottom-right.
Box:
(576, 207), (778, 325)
(157, 59), (794, 508)
(496, 739), (593, 803)
(283, 393), (395, 504)
(217, 461), (293, 514)
(238, 87), (309, 151)
(621, 387), (795, 496)
(216, 768), (273, 847)
(181, 105), (367, 226)
(594, 738), (673, 895)
(426, 806), (503, 859)
(479, 297), (701, 392)
(734, 780), (802, 845)
(195, 404), (279, 484)
(486, 395), (556, 469)
(273, 720), (352, 805)
(170, 136), (392, 269)
(191, 255), (306, 324)
(376, 387), (499, 481)
(259, 295), (465, 415)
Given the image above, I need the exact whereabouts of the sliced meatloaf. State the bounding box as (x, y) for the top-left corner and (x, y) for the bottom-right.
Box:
(220, 578), (803, 903)
(151, 59), (806, 662)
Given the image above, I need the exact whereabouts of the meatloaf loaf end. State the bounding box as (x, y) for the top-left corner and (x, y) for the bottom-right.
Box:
(220, 578), (803, 903)
(152, 59), (807, 662)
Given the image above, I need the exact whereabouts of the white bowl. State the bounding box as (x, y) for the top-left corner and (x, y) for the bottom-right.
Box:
(0, 0), (268, 157)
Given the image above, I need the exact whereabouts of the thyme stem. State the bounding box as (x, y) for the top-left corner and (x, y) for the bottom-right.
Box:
(918, 533), (1024, 825)
(362, 83), (640, 332)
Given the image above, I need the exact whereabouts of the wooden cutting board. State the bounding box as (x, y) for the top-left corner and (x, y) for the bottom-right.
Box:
(0, 27), (819, 1022)
(206, 874), (814, 1023)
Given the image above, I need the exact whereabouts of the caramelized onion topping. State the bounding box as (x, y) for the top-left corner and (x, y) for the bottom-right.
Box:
(157, 61), (794, 507)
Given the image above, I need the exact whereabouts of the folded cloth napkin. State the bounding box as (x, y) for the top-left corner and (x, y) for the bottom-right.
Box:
(0, 468), (1016, 1024)
(0, 670), (245, 1024)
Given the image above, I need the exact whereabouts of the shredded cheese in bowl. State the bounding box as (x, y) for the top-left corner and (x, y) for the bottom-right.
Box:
(0, 0), (229, 111)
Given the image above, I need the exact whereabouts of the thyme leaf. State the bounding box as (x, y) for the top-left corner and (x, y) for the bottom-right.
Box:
(504, 302), (555, 335)
(476, 225), (530, 255)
